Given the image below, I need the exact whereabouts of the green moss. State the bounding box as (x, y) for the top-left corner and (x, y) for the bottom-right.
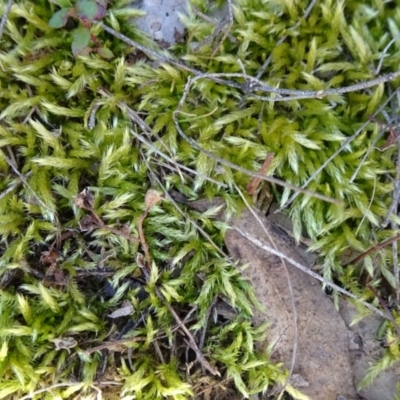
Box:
(0, 0), (399, 398)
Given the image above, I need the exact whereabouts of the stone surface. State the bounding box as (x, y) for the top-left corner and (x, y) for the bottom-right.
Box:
(223, 207), (358, 400)
(340, 299), (400, 400)
(129, 0), (188, 47)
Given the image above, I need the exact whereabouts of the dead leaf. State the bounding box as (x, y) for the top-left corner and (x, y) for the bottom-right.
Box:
(223, 208), (357, 400)
(75, 188), (95, 209)
(246, 152), (274, 195)
(145, 189), (162, 211)
(40, 249), (60, 265)
(381, 128), (398, 150)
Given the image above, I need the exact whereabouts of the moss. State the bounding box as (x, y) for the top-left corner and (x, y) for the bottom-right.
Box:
(0, 0), (399, 398)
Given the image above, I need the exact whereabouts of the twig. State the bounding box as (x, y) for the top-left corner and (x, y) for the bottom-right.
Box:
(235, 184), (298, 400)
(345, 232), (400, 268)
(19, 381), (122, 400)
(4, 150), (58, 222)
(82, 336), (148, 355)
(98, 89), (188, 183)
(192, 6), (236, 52)
(135, 215), (220, 376)
(173, 78), (342, 205)
(76, 190), (139, 243)
(139, 251), (219, 375)
(101, 22), (400, 101)
(0, 172), (30, 201)
(391, 231), (399, 307)
(256, 0), (318, 79)
(0, 0), (13, 41)
(383, 138), (400, 227)
(198, 295), (218, 351)
(159, 292), (220, 376)
(137, 213), (152, 269)
(374, 31), (400, 75)
(234, 226), (387, 319)
(349, 125), (385, 183)
(149, 157), (227, 187)
(100, 22), (199, 75)
(367, 284), (400, 338)
(355, 177), (376, 236)
(142, 157), (230, 260)
(280, 88), (400, 209)
(211, 0), (233, 56)
(153, 340), (165, 364)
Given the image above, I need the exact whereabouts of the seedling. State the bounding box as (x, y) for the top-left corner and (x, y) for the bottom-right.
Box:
(48, 0), (113, 57)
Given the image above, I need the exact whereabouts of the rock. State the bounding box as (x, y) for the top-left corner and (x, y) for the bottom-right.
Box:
(339, 299), (400, 400)
(223, 207), (358, 399)
(129, 0), (187, 47)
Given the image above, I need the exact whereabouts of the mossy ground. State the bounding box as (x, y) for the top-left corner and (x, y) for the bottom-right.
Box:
(0, 0), (399, 398)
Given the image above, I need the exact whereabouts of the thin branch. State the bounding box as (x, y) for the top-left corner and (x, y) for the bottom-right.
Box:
(344, 232), (400, 268)
(4, 151), (58, 221)
(198, 295), (218, 351)
(143, 159), (230, 259)
(256, 0), (318, 79)
(374, 31), (400, 75)
(19, 381), (122, 400)
(159, 293), (220, 376)
(173, 77), (343, 205)
(137, 212), (152, 269)
(280, 88), (400, 209)
(101, 22), (400, 101)
(82, 336), (148, 355)
(383, 138), (400, 227)
(235, 184), (298, 400)
(149, 157), (228, 188)
(192, 6), (236, 52)
(234, 226), (387, 319)
(246, 152), (274, 195)
(367, 284), (400, 338)
(392, 233), (399, 307)
(100, 22), (199, 75)
(211, 0), (233, 56)
(0, 173), (30, 201)
(0, 0), (13, 41)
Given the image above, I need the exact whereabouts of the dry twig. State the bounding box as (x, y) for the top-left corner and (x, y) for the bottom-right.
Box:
(0, 0), (13, 41)
(281, 88), (400, 209)
(235, 184), (298, 400)
(234, 226), (387, 319)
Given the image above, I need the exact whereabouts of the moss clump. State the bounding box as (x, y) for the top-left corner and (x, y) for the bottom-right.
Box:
(0, 0), (399, 398)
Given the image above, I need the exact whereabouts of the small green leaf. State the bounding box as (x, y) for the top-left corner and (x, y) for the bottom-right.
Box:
(76, 0), (107, 22)
(55, 0), (73, 6)
(71, 26), (91, 56)
(97, 47), (113, 59)
(48, 8), (71, 29)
